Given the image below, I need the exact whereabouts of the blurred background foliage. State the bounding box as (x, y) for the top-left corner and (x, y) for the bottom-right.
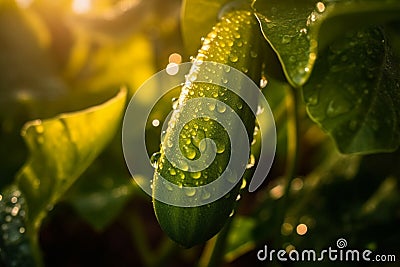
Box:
(0, 0), (399, 266)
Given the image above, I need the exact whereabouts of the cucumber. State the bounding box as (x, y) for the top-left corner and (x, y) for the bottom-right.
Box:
(152, 9), (263, 247)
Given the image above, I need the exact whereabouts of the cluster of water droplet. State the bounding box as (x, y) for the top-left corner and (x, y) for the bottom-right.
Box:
(194, 10), (260, 75)
(0, 186), (34, 267)
(304, 24), (393, 138)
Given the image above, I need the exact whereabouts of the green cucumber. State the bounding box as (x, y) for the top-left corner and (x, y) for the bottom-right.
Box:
(152, 9), (263, 247)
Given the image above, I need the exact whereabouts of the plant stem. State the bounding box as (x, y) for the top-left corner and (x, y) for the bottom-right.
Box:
(198, 217), (234, 267)
(125, 211), (154, 267)
(277, 86), (301, 240)
(284, 87), (300, 194)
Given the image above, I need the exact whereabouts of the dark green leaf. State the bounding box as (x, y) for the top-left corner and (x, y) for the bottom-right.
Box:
(303, 27), (400, 154)
(16, 88), (127, 231)
(252, 0), (400, 87)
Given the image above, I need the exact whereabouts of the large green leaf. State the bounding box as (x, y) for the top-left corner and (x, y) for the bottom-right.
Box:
(303, 27), (400, 154)
(16, 88), (127, 231)
(252, 0), (400, 87)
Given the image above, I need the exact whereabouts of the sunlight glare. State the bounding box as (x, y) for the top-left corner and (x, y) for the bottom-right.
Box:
(15, 0), (34, 8)
(72, 0), (92, 14)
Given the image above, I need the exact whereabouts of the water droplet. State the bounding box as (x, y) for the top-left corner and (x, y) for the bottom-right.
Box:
(166, 138), (173, 148)
(229, 210), (235, 217)
(282, 35), (292, 44)
(36, 124), (44, 134)
(169, 168), (176, 175)
(250, 51), (258, 58)
(150, 152), (161, 168)
(190, 171), (201, 179)
(240, 179), (247, 189)
(19, 227), (25, 234)
(326, 99), (351, 118)
(172, 97), (179, 109)
(201, 44), (211, 51)
(163, 181), (173, 191)
(246, 154), (256, 169)
(236, 194), (241, 201)
(225, 169), (237, 184)
(217, 103), (227, 113)
(260, 77), (268, 88)
(299, 28), (307, 35)
(185, 147), (196, 160)
(202, 190), (211, 200)
(199, 139), (207, 152)
(216, 142), (225, 154)
(221, 77), (228, 84)
(184, 187), (196, 197)
(256, 105), (264, 115)
(229, 54), (238, 63)
(152, 119), (160, 127)
(179, 160), (189, 171)
(236, 102), (243, 110)
(184, 136), (191, 145)
(251, 138), (256, 146)
(310, 13), (317, 22)
(316, 2), (325, 13)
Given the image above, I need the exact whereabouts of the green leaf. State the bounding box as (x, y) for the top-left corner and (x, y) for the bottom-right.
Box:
(16, 88), (127, 231)
(181, 0), (233, 55)
(303, 27), (400, 154)
(252, 0), (400, 87)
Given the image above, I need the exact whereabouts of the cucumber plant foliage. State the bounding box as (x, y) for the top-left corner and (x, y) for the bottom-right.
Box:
(153, 0), (400, 247)
(153, 9), (263, 247)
